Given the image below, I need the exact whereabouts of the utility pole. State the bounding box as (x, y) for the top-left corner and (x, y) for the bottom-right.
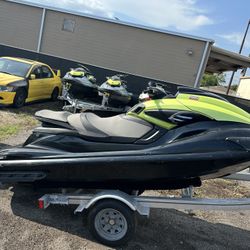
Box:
(226, 19), (250, 95)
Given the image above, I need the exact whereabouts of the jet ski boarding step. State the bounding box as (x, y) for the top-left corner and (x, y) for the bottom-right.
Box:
(225, 169), (250, 181)
(0, 171), (46, 183)
(0, 143), (10, 150)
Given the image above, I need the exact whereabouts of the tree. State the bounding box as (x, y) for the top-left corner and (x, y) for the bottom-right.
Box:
(201, 73), (226, 87)
(230, 84), (238, 91)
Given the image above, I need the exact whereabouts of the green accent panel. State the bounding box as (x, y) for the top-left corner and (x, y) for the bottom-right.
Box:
(177, 94), (250, 124)
(107, 79), (122, 86)
(129, 112), (176, 130)
(69, 70), (84, 77)
(128, 93), (250, 129)
(143, 98), (189, 110)
(128, 99), (190, 129)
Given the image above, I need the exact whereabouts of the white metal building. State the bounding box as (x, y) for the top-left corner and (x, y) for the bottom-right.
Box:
(0, 0), (250, 88)
(237, 77), (250, 99)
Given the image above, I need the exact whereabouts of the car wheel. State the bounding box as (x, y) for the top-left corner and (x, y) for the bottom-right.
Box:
(51, 87), (59, 101)
(13, 88), (26, 108)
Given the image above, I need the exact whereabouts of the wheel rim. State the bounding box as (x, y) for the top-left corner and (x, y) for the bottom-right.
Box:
(94, 208), (128, 241)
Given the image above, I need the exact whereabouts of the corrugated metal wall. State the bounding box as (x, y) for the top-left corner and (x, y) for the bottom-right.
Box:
(41, 10), (206, 85)
(0, 0), (207, 86)
(0, 0), (42, 51)
(0, 44), (182, 95)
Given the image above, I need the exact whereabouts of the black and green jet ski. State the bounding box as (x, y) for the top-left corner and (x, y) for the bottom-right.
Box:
(62, 65), (98, 100)
(0, 86), (249, 191)
(98, 74), (133, 108)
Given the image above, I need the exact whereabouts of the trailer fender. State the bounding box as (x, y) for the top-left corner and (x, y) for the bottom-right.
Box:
(75, 190), (150, 216)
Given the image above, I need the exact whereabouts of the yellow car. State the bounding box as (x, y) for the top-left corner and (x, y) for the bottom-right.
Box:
(0, 57), (62, 107)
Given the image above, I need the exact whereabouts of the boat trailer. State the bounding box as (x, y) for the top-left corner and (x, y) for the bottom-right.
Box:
(38, 171), (250, 247)
(58, 92), (129, 114)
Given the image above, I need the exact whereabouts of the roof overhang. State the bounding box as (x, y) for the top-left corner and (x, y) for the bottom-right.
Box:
(206, 46), (250, 73)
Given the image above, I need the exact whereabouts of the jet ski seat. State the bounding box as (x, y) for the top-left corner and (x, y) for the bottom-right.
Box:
(35, 110), (154, 143)
(36, 110), (71, 122)
(67, 112), (153, 142)
(35, 110), (73, 129)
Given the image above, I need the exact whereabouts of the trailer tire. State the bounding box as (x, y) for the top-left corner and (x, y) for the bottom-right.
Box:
(87, 199), (135, 247)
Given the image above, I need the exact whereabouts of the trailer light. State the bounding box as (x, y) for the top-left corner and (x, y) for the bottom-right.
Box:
(38, 199), (44, 209)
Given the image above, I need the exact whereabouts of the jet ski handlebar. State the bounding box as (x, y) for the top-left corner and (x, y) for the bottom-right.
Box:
(145, 81), (173, 99)
(76, 64), (92, 74)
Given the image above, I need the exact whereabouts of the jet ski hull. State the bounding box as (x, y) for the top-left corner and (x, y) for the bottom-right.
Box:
(63, 77), (99, 100)
(0, 151), (249, 189)
(0, 122), (249, 190)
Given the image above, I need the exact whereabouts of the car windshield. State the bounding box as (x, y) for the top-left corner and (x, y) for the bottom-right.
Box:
(0, 58), (31, 77)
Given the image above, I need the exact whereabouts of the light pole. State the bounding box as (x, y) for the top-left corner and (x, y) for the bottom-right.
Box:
(226, 19), (250, 95)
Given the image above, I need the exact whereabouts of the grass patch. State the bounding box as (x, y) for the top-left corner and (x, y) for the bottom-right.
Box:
(18, 113), (39, 127)
(0, 125), (20, 140)
(0, 111), (39, 141)
(0, 101), (62, 141)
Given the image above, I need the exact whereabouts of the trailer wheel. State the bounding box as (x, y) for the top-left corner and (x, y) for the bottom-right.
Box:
(87, 199), (136, 247)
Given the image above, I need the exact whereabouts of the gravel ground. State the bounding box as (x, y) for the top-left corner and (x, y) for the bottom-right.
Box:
(0, 185), (250, 250)
(0, 102), (250, 250)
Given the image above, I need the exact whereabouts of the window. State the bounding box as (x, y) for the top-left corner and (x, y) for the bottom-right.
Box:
(41, 66), (53, 78)
(62, 18), (75, 32)
(0, 58), (31, 77)
(31, 66), (43, 79)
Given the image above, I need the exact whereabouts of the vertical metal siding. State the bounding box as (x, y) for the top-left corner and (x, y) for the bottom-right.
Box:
(0, 0), (42, 51)
(0, 1), (207, 86)
(41, 10), (206, 86)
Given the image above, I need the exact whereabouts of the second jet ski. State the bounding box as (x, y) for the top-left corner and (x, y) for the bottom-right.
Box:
(98, 74), (133, 108)
(62, 65), (98, 100)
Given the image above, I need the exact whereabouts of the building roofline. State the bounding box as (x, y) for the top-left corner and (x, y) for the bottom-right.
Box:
(211, 46), (250, 64)
(7, 0), (214, 43)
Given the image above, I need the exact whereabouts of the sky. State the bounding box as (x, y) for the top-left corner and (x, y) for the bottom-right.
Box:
(24, 0), (250, 84)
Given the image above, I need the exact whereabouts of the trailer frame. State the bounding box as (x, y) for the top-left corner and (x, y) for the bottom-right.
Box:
(38, 181), (250, 247)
